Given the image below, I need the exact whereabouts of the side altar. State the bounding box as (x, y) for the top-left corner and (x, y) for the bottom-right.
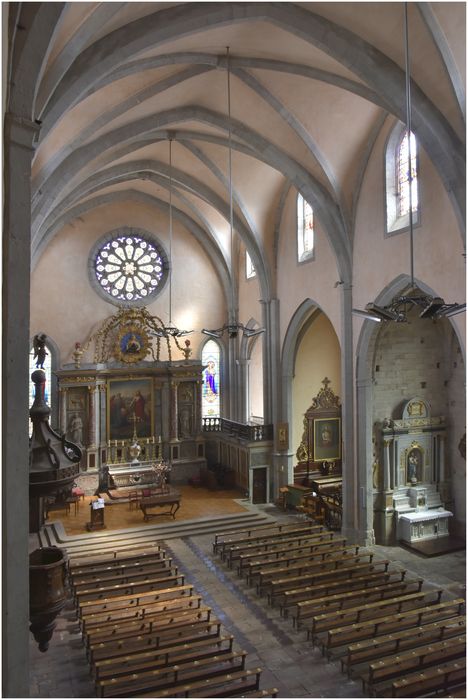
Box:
(56, 307), (206, 483)
(374, 397), (452, 545)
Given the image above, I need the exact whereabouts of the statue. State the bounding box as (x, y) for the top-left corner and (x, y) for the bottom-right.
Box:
(33, 334), (48, 369)
(67, 413), (83, 446)
(407, 448), (421, 484)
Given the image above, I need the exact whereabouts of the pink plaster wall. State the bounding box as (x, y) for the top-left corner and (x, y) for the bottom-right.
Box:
(30, 201), (226, 363)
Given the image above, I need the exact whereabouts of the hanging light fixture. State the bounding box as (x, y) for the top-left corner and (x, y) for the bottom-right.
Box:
(353, 3), (465, 324)
(152, 135), (192, 338)
(202, 48), (265, 340)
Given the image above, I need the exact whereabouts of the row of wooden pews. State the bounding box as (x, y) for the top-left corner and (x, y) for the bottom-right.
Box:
(213, 520), (466, 698)
(67, 544), (278, 698)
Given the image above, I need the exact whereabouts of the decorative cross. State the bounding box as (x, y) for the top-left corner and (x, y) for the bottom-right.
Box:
(322, 377), (331, 390)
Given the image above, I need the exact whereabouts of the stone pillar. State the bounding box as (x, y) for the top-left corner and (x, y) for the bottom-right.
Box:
(383, 439), (391, 491)
(59, 386), (68, 433)
(227, 335), (239, 420)
(88, 384), (97, 448)
(3, 113), (40, 699)
(261, 298), (281, 499)
(237, 358), (250, 423)
(194, 379), (202, 435)
(99, 384), (107, 447)
(170, 380), (179, 441)
(438, 434), (445, 482)
(340, 284), (360, 543)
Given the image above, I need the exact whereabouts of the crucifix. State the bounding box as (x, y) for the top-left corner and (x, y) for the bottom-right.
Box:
(322, 377), (331, 390)
(130, 412), (141, 440)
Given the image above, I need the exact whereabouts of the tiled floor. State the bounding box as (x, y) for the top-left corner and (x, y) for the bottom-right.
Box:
(29, 504), (465, 698)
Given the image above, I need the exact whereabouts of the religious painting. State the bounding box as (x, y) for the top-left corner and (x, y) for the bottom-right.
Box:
(107, 378), (153, 440)
(115, 323), (150, 363)
(313, 417), (341, 462)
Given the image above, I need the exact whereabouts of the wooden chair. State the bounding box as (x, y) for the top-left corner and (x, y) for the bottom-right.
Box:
(128, 491), (139, 510)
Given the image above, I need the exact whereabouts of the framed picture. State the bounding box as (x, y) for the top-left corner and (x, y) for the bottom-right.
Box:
(108, 377), (153, 440)
(276, 422), (289, 450)
(313, 417), (341, 462)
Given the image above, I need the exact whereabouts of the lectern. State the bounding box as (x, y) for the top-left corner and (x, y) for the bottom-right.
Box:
(86, 498), (106, 531)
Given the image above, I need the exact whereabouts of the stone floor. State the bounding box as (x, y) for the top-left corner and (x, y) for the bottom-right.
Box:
(29, 505), (466, 698)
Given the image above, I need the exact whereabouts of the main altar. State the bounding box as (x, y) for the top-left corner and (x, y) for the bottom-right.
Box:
(56, 307), (206, 484)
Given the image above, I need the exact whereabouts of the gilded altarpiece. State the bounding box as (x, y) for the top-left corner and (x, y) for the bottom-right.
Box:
(56, 307), (205, 481)
(295, 377), (342, 483)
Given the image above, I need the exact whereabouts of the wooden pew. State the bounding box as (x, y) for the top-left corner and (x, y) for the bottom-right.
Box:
(71, 558), (173, 588)
(307, 590), (442, 641)
(88, 619), (224, 664)
(78, 583), (195, 619)
(93, 634), (235, 681)
(214, 523), (322, 559)
(74, 572), (185, 604)
(318, 598), (465, 660)
(81, 595), (203, 634)
(96, 648), (248, 697)
(238, 537), (350, 578)
(277, 570), (407, 615)
(293, 579), (423, 629)
(363, 634), (466, 693)
(265, 560), (391, 604)
(69, 546), (164, 572)
(390, 658), (466, 698)
(256, 552), (376, 595)
(138, 667), (263, 698)
(227, 530), (334, 569)
(85, 607), (214, 648)
(342, 616), (466, 676)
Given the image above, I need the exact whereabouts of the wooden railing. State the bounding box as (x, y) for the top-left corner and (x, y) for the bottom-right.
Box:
(202, 418), (273, 442)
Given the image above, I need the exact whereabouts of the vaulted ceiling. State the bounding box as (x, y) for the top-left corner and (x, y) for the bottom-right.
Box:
(23, 2), (465, 291)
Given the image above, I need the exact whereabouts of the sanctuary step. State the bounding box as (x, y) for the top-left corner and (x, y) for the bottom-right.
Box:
(38, 509), (275, 557)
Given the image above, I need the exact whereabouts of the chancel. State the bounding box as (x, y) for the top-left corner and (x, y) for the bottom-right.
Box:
(3, 2), (466, 698)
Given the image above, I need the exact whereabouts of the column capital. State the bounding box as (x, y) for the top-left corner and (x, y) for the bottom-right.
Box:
(4, 113), (40, 150)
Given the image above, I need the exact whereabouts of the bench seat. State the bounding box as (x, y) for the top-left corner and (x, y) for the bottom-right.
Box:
(96, 649), (247, 697)
(93, 634), (235, 680)
(293, 579), (423, 629)
(342, 616), (466, 676)
(75, 573), (185, 603)
(388, 657), (466, 698)
(363, 634), (466, 692)
(139, 667), (263, 698)
(277, 569), (406, 613)
(318, 598), (465, 660)
(78, 584), (195, 618)
(307, 590), (441, 639)
(86, 607), (214, 648)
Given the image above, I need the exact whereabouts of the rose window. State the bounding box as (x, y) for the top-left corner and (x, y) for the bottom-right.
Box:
(92, 232), (168, 304)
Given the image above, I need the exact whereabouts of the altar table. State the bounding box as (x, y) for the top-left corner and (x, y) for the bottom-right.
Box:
(140, 489), (181, 521)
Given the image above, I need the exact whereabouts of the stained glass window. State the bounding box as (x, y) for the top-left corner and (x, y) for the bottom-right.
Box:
(29, 343), (52, 436)
(397, 131), (418, 218)
(297, 193), (314, 261)
(93, 231), (167, 304)
(246, 251), (256, 279)
(202, 339), (221, 418)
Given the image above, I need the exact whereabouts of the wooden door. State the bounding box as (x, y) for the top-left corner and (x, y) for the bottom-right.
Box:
(252, 467), (267, 504)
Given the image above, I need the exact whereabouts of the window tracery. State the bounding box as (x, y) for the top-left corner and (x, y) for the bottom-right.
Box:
(91, 230), (168, 305)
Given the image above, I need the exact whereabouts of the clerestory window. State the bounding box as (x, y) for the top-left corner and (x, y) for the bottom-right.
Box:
(297, 193), (314, 262)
